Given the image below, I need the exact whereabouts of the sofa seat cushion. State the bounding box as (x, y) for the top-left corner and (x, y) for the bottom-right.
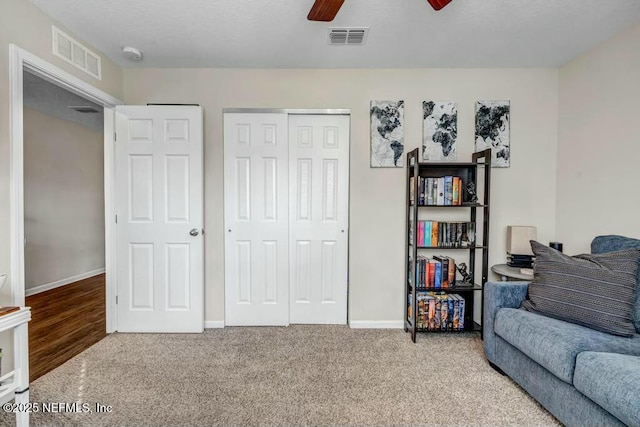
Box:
(494, 308), (640, 384)
(574, 352), (640, 427)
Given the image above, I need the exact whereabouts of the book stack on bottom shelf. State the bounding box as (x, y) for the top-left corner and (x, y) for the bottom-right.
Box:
(408, 292), (467, 332)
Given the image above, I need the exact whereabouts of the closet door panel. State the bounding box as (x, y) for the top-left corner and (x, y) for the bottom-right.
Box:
(289, 115), (350, 324)
(224, 113), (289, 326)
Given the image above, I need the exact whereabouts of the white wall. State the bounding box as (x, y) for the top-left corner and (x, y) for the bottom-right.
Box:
(0, 0), (122, 304)
(124, 68), (559, 324)
(24, 106), (105, 291)
(0, 0), (121, 375)
(557, 22), (640, 255)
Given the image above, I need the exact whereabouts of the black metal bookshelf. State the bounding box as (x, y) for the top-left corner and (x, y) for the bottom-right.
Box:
(404, 148), (491, 342)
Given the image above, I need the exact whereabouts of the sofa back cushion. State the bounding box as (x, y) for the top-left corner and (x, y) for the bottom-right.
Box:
(521, 241), (640, 337)
(592, 235), (640, 333)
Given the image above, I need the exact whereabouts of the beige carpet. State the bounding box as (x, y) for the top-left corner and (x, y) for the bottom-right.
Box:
(1, 326), (560, 426)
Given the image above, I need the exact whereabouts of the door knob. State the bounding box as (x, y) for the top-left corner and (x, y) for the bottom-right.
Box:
(190, 228), (199, 236)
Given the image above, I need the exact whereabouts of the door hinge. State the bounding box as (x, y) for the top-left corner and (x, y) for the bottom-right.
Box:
(114, 132), (117, 142)
(116, 295), (118, 304)
(115, 214), (118, 224)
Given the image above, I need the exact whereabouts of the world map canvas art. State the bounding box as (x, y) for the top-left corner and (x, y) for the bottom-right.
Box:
(370, 100), (404, 167)
(423, 101), (457, 161)
(475, 100), (510, 167)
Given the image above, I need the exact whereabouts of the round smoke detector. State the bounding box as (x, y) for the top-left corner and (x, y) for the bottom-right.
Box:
(122, 46), (143, 61)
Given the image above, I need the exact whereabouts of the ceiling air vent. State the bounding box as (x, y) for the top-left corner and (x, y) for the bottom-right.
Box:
(52, 26), (102, 80)
(328, 28), (369, 45)
(67, 106), (100, 114)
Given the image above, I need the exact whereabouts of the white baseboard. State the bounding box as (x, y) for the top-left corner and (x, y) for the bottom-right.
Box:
(204, 320), (225, 329)
(349, 320), (404, 329)
(25, 268), (106, 297)
(203, 320), (401, 329)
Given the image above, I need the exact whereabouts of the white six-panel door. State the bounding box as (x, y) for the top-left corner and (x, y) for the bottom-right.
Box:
(224, 113), (290, 326)
(115, 106), (203, 332)
(289, 115), (349, 324)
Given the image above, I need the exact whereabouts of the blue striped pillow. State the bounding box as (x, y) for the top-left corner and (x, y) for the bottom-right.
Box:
(521, 240), (640, 337)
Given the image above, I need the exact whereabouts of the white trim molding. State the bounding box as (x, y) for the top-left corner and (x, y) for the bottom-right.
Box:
(9, 45), (122, 330)
(103, 107), (117, 333)
(9, 45), (26, 308)
(204, 321), (225, 329)
(25, 269), (106, 297)
(349, 320), (404, 329)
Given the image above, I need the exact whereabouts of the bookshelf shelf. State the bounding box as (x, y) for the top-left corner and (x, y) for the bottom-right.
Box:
(404, 148), (492, 342)
(416, 321), (482, 333)
(415, 284), (484, 292)
(410, 202), (488, 208)
(417, 245), (487, 250)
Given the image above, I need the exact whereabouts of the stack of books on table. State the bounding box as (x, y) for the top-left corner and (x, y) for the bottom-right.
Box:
(507, 254), (534, 268)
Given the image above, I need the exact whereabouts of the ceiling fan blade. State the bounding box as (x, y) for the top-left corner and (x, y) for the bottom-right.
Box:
(307, 0), (346, 22)
(427, 0), (453, 11)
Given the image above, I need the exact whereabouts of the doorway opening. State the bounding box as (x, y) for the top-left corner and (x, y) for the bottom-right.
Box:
(9, 46), (122, 348)
(22, 71), (107, 380)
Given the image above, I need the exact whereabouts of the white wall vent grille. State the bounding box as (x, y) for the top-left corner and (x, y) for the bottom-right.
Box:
(52, 26), (102, 80)
(328, 28), (369, 45)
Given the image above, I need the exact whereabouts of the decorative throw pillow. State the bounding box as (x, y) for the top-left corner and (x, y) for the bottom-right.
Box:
(521, 240), (640, 337)
(591, 235), (640, 333)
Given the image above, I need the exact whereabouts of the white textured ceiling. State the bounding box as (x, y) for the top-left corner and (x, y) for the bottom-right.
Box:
(30, 0), (640, 68)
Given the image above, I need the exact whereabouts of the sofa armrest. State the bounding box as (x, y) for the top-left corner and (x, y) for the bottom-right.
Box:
(483, 281), (528, 363)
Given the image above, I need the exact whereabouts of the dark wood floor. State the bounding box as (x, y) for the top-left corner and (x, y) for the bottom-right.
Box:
(26, 273), (107, 382)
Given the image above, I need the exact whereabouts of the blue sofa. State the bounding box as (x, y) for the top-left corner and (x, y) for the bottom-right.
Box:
(484, 235), (640, 427)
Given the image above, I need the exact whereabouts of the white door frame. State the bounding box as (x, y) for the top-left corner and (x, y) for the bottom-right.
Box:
(9, 45), (123, 332)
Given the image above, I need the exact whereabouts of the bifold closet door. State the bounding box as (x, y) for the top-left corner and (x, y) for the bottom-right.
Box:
(289, 115), (350, 324)
(224, 113), (290, 326)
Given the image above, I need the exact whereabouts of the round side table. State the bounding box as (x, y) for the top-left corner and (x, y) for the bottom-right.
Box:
(491, 264), (533, 281)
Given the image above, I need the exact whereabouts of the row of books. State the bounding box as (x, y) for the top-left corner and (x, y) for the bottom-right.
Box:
(408, 292), (466, 331)
(413, 221), (476, 248)
(410, 176), (465, 206)
(415, 255), (457, 289)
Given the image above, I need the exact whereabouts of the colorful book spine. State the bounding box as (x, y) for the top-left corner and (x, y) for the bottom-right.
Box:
(448, 296), (455, 330)
(431, 178), (437, 206)
(426, 178), (434, 205)
(420, 294), (430, 329)
(440, 297), (448, 331)
(434, 261), (442, 289)
(452, 295), (460, 330)
(436, 177), (445, 205)
(431, 222), (439, 247)
(428, 298), (436, 331)
(424, 221), (431, 247)
(458, 296), (465, 331)
(441, 257), (449, 288)
(452, 177), (460, 206)
(444, 176), (453, 205)
(433, 256), (449, 288)
(447, 256), (456, 286)
(428, 261), (436, 287)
